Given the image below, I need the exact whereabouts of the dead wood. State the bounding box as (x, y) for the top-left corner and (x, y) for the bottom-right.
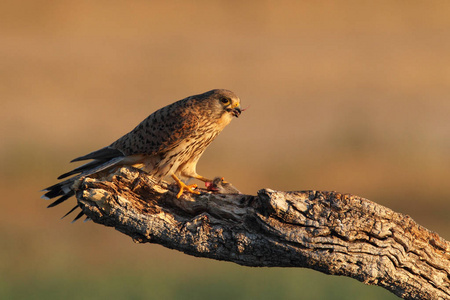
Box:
(74, 166), (450, 300)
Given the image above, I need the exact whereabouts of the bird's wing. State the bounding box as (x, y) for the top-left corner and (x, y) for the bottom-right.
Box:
(57, 147), (125, 179)
(71, 146), (125, 162)
(58, 99), (197, 180)
(110, 100), (201, 156)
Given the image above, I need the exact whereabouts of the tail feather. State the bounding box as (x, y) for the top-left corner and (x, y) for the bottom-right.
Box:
(67, 157), (126, 180)
(57, 160), (104, 179)
(43, 156), (126, 201)
(43, 151), (128, 222)
(62, 205), (79, 219)
(47, 191), (75, 208)
(42, 178), (75, 199)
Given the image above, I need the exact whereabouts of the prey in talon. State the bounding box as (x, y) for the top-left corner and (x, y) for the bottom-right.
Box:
(205, 177), (241, 195)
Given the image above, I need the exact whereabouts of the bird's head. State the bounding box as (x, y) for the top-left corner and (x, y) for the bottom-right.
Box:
(207, 89), (241, 119)
(218, 91), (241, 118)
(191, 89), (242, 128)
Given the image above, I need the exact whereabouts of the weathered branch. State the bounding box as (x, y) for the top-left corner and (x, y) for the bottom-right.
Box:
(74, 166), (450, 300)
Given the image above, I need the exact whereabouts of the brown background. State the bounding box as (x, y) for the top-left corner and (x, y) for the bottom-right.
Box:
(1, 1), (449, 299)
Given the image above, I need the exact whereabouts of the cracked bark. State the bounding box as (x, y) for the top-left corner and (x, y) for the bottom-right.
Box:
(74, 166), (450, 300)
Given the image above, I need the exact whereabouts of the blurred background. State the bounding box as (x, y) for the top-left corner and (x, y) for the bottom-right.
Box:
(1, 1), (449, 299)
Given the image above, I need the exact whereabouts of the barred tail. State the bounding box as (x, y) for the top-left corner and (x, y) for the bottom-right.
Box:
(42, 153), (127, 222)
(41, 177), (82, 222)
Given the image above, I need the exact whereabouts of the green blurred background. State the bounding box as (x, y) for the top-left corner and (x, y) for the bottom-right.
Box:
(1, 1), (449, 299)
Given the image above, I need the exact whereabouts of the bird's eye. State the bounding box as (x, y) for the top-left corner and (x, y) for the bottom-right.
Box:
(220, 97), (230, 104)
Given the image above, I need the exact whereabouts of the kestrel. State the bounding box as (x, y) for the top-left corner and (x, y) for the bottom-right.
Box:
(42, 89), (242, 221)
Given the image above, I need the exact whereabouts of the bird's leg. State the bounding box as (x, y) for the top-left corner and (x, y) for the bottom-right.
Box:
(171, 174), (200, 198)
(193, 175), (213, 183)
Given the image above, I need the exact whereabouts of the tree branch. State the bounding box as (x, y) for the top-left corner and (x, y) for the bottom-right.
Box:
(74, 166), (450, 300)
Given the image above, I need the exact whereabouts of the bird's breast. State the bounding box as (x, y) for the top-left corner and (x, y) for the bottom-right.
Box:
(214, 113), (233, 131)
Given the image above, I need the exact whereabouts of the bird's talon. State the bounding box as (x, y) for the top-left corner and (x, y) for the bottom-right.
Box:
(174, 178), (200, 198)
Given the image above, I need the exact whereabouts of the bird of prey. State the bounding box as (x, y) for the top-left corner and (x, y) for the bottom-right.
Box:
(42, 89), (242, 221)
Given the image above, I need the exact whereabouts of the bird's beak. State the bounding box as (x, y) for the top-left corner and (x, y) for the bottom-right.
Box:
(231, 106), (241, 118)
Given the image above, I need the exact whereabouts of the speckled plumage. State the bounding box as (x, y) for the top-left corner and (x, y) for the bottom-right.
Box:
(42, 89), (242, 221)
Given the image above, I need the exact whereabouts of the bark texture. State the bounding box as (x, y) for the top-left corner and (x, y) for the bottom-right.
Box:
(74, 166), (450, 300)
